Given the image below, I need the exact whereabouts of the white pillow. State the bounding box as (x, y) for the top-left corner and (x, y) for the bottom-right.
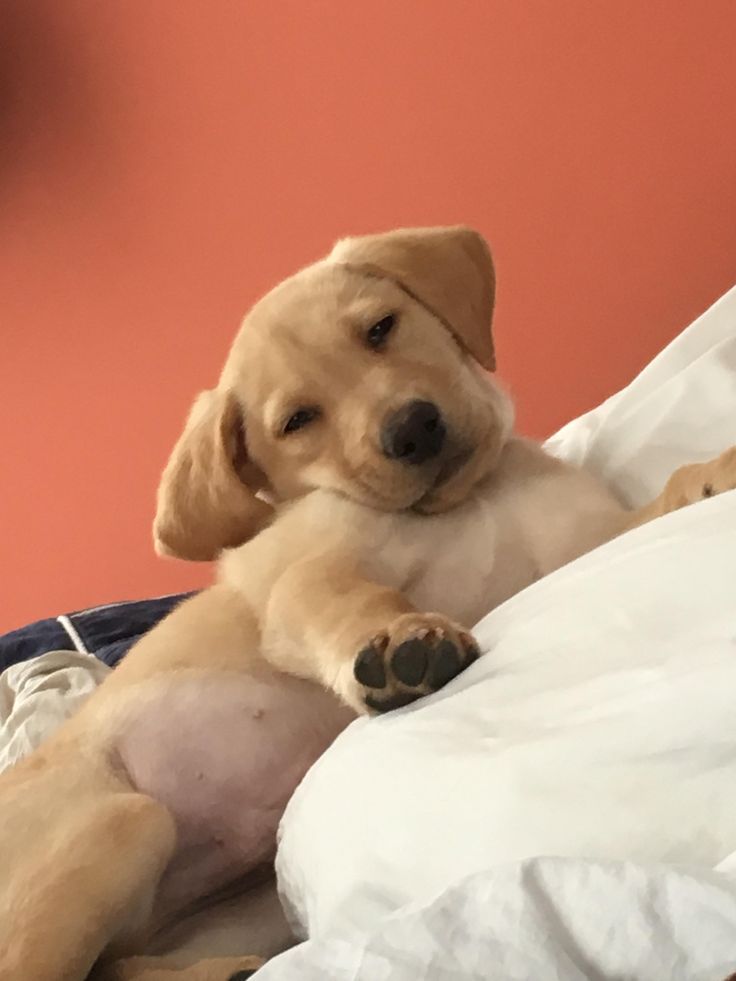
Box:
(275, 285), (736, 941)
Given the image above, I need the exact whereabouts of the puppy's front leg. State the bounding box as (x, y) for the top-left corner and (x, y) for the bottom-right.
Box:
(262, 556), (479, 714)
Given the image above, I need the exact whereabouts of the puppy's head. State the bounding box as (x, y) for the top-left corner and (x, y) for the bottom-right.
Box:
(154, 226), (513, 560)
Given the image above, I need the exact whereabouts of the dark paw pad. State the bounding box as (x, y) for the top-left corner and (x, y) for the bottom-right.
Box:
(391, 638), (429, 686)
(359, 624), (481, 714)
(354, 641), (388, 688)
(426, 638), (464, 688)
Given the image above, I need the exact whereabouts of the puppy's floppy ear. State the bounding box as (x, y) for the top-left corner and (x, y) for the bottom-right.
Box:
(153, 389), (272, 561)
(329, 225), (496, 370)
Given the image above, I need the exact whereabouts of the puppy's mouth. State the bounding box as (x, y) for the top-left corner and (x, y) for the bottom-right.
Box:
(410, 445), (473, 511)
(344, 444), (472, 513)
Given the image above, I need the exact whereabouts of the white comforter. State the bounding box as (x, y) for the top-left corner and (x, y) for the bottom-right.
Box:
(265, 284), (736, 978)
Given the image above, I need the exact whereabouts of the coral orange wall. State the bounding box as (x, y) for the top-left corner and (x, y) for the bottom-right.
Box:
(2, 1), (736, 630)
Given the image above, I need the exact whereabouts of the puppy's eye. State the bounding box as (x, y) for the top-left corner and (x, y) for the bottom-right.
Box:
(282, 407), (319, 436)
(366, 314), (396, 349)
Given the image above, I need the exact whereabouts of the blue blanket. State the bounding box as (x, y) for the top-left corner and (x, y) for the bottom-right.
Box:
(0, 593), (195, 673)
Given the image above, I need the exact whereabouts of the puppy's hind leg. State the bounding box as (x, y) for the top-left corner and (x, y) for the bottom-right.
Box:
(627, 446), (736, 527)
(0, 793), (176, 981)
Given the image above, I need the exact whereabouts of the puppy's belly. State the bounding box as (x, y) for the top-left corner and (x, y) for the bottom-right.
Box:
(115, 673), (352, 923)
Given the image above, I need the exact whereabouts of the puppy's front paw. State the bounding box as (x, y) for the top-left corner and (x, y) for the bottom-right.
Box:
(351, 613), (479, 714)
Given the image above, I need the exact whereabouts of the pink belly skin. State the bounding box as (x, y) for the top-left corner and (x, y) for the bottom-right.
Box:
(116, 673), (353, 923)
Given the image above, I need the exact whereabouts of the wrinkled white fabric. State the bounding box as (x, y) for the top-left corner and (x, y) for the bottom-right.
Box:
(0, 650), (109, 772)
(260, 859), (736, 980)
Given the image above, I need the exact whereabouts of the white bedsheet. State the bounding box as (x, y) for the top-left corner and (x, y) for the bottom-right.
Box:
(258, 858), (736, 980)
(270, 283), (736, 976)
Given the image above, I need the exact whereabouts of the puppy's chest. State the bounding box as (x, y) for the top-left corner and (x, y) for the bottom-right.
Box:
(386, 499), (538, 626)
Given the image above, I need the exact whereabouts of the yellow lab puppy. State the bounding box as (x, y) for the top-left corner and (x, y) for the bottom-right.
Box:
(1, 227), (734, 981)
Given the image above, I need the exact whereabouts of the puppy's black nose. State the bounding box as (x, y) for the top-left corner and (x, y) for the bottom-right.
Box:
(381, 400), (446, 465)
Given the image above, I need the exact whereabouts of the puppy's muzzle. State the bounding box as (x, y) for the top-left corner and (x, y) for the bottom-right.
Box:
(381, 400), (446, 465)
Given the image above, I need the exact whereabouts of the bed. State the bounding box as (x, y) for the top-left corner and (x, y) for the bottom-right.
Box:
(2, 283), (735, 979)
